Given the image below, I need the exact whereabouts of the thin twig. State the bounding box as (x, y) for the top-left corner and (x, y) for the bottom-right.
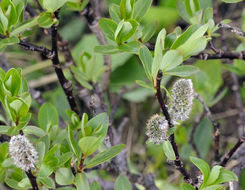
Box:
(193, 51), (244, 60)
(220, 135), (245, 167)
(194, 93), (221, 162)
(188, 114), (204, 158)
(82, 1), (112, 91)
(155, 70), (192, 183)
(50, 11), (80, 116)
(218, 23), (245, 36)
(25, 170), (39, 190)
(0, 34), (53, 58)
(231, 73), (245, 136)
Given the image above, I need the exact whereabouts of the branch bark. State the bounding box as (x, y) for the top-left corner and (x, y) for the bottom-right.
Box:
(82, 1), (112, 91)
(26, 170), (39, 190)
(50, 11), (80, 116)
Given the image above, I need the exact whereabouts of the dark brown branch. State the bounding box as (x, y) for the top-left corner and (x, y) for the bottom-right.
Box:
(0, 34), (53, 58)
(50, 12), (80, 116)
(220, 135), (245, 167)
(26, 170), (39, 190)
(155, 70), (191, 183)
(193, 51), (245, 60)
(231, 73), (245, 136)
(57, 34), (75, 67)
(218, 23), (245, 37)
(82, 1), (112, 91)
(194, 93), (221, 162)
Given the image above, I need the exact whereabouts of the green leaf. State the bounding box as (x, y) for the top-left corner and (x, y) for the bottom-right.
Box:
(4, 68), (21, 96)
(181, 183), (195, 190)
(109, 4), (121, 23)
(141, 22), (157, 43)
(38, 164), (53, 178)
(165, 65), (199, 77)
(187, 24), (208, 41)
(38, 103), (58, 132)
(120, 0), (134, 20)
(118, 41), (141, 54)
(177, 37), (208, 58)
(201, 185), (224, 190)
(152, 28), (166, 79)
(41, 0), (67, 12)
(171, 24), (200, 49)
(0, 8), (8, 32)
(203, 8), (213, 24)
(190, 156), (210, 184)
(86, 112), (109, 137)
(55, 168), (75, 186)
(0, 37), (20, 49)
(136, 80), (153, 90)
(7, 0), (18, 28)
(162, 140), (176, 160)
(114, 19), (138, 44)
(36, 142), (46, 164)
(160, 50), (183, 72)
(184, 0), (194, 17)
(133, 0), (152, 22)
(0, 125), (10, 134)
(85, 144), (125, 168)
(0, 67), (5, 80)
(75, 173), (89, 190)
(5, 178), (20, 189)
(66, 0), (88, 11)
(222, 0), (243, 3)
(139, 46), (152, 81)
(17, 178), (31, 189)
(10, 18), (38, 37)
(37, 12), (54, 28)
(43, 145), (59, 167)
(38, 176), (55, 189)
(23, 125), (46, 137)
(6, 96), (29, 123)
(193, 118), (213, 158)
(57, 152), (72, 167)
(94, 45), (120, 54)
(99, 18), (117, 41)
(67, 125), (80, 158)
(78, 136), (104, 157)
(90, 181), (102, 190)
(214, 168), (238, 184)
(114, 175), (132, 190)
(205, 165), (222, 186)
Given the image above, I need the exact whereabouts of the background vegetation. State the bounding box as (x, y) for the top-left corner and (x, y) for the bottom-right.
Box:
(0, 0), (245, 189)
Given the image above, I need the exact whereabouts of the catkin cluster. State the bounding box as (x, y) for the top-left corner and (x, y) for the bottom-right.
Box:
(169, 79), (194, 123)
(145, 79), (194, 144)
(145, 114), (169, 144)
(9, 135), (38, 171)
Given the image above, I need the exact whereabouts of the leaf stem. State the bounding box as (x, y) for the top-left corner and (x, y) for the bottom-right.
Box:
(77, 154), (86, 173)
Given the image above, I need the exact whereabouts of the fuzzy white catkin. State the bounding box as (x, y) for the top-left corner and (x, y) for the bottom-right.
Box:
(9, 135), (38, 171)
(169, 79), (194, 122)
(145, 114), (169, 144)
